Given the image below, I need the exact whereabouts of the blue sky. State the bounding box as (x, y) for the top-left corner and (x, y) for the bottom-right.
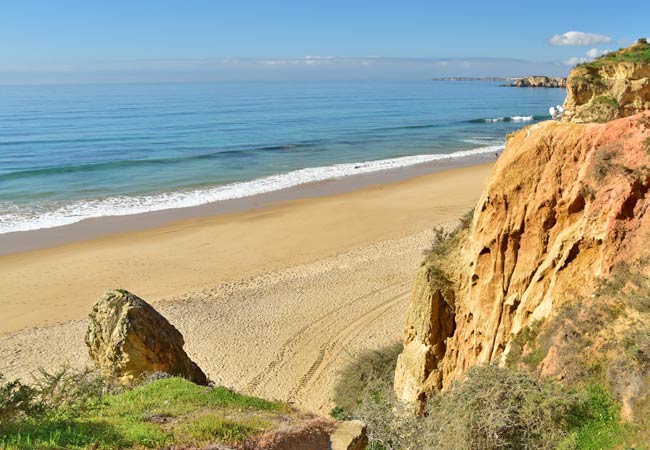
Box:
(1, 0), (647, 83)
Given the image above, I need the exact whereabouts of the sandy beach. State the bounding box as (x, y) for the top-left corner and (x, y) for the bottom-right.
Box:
(0, 163), (492, 413)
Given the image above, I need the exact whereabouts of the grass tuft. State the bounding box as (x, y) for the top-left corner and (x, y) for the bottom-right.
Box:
(0, 376), (284, 449)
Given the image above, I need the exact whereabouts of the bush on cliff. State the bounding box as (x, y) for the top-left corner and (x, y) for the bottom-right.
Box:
(331, 343), (402, 420)
(423, 208), (474, 288)
(335, 359), (626, 450)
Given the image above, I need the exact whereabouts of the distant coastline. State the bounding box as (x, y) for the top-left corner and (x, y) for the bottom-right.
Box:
(432, 75), (567, 88)
(431, 77), (511, 81)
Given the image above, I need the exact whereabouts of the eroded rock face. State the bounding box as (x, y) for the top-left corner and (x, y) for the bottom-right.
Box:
(562, 41), (650, 123)
(395, 112), (650, 407)
(85, 289), (208, 385)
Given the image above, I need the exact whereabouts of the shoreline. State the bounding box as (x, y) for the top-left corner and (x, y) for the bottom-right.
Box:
(0, 161), (493, 336)
(0, 153), (495, 256)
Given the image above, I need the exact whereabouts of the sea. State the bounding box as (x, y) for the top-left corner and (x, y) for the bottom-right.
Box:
(0, 80), (565, 234)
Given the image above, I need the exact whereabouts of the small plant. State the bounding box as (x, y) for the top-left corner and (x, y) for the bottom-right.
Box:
(330, 405), (351, 420)
(638, 115), (650, 130)
(594, 95), (620, 109)
(580, 184), (597, 201)
(332, 344), (402, 416)
(422, 209), (474, 290)
(458, 207), (474, 230)
(175, 413), (261, 444)
(32, 366), (105, 412)
(0, 375), (42, 423)
(590, 143), (621, 181)
(506, 320), (545, 369)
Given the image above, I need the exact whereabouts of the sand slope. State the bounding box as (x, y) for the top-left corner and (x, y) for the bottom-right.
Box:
(0, 229), (435, 413)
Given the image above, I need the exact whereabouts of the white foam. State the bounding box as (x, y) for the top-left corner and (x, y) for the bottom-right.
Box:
(510, 115), (534, 122)
(484, 116), (534, 123)
(0, 144), (503, 234)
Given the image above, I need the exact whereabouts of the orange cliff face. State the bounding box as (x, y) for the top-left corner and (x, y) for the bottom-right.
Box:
(394, 111), (650, 409)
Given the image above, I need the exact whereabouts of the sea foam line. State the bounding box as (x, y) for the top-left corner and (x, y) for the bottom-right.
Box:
(0, 143), (502, 234)
(484, 115), (534, 123)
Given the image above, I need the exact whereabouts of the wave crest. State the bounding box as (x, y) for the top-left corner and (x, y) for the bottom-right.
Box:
(0, 144), (502, 234)
(467, 115), (546, 124)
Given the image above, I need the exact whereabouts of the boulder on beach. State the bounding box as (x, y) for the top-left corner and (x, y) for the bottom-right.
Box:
(85, 289), (208, 385)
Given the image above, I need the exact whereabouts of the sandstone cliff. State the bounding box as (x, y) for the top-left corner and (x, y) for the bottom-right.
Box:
(562, 40), (650, 123)
(394, 111), (650, 416)
(511, 76), (566, 88)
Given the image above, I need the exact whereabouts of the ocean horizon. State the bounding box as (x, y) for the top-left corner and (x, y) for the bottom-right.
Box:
(0, 80), (565, 234)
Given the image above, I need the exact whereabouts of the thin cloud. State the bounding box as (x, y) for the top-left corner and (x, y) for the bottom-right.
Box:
(0, 56), (570, 84)
(549, 31), (611, 46)
(563, 56), (587, 66)
(586, 48), (606, 59)
(563, 47), (611, 67)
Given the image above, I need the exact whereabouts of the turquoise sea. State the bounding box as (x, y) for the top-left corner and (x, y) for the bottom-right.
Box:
(0, 81), (565, 233)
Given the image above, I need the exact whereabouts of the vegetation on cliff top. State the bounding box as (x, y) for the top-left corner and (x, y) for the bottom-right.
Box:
(0, 370), (285, 449)
(580, 39), (650, 69)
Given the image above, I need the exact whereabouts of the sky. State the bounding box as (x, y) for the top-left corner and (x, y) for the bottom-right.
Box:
(1, 0), (648, 84)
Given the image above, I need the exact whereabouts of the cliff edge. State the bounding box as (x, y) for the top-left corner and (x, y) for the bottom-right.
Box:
(395, 43), (650, 423)
(562, 39), (650, 123)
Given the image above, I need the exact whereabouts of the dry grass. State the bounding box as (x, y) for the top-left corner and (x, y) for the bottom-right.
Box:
(423, 208), (473, 289)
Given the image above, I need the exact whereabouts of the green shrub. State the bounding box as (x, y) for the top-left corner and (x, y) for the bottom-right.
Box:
(348, 361), (628, 450)
(330, 405), (351, 420)
(423, 208), (473, 289)
(421, 365), (576, 450)
(506, 320), (544, 368)
(0, 376), (42, 424)
(565, 384), (623, 450)
(331, 343), (402, 419)
(594, 96), (620, 109)
(590, 146), (618, 181)
(33, 367), (105, 412)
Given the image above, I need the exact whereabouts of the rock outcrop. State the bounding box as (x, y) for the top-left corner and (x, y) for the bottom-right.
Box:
(85, 289), (208, 385)
(562, 40), (650, 123)
(330, 420), (368, 450)
(511, 76), (566, 88)
(394, 111), (650, 408)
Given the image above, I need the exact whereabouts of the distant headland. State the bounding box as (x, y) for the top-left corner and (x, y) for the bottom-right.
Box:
(432, 75), (567, 88)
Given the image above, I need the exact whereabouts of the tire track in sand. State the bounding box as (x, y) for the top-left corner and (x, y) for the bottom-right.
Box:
(287, 289), (409, 403)
(243, 281), (409, 397)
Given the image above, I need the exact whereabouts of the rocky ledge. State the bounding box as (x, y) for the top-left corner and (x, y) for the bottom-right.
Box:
(562, 39), (650, 123)
(509, 76), (567, 88)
